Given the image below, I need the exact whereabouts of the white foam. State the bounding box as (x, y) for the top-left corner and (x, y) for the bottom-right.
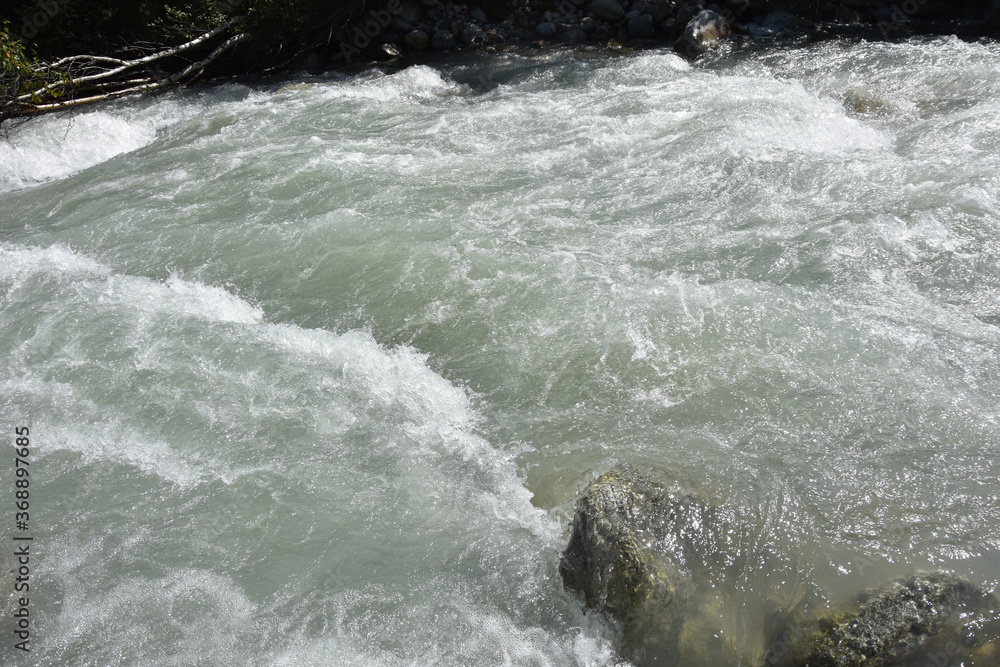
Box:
(717, 77), (891, 158)
(0, 95), (201, 193)
(0, 242), (108, 282)
(44, 555), (264, 666)
(315, 65), (470, 104)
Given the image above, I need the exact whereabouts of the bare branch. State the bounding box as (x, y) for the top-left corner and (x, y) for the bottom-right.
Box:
(17, 23), (234, 103)
(35, 55), (130, 70)
(28, 33), (249, 113)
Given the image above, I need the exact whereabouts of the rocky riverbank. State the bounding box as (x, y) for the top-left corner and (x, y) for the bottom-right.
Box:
(337, 0), (1000, 67)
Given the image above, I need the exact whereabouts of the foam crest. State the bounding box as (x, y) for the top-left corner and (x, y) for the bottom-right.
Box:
(0, 242), (108, 283)
(0, 96), (202, 193)
(42, 558), (264, 666)
(320, 65), (469, 103)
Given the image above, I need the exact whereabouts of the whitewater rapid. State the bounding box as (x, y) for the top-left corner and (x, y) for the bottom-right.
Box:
(2, 36), (999, 665)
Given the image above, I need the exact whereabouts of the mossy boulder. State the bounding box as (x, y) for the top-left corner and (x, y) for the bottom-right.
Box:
(561, 463), (1000, 667)
(775, 572), (1000, 667)
(559, 463), (814, 667)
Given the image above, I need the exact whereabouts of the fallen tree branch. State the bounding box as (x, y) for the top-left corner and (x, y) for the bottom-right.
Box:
(27, 32), (249, 113)
(17, 23), (234, 104)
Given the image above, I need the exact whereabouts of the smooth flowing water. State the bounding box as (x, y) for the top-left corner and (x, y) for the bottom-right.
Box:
(1, 36), (999, 665)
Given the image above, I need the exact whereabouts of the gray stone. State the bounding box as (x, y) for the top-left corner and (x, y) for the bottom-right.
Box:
(561, 464), (812, 667)
(378, 42), (401, 59)
(674, 3), (697, 30)
(535, 21), (558, 37)
(398, 1), (424, 25)
(589, 0), (626, 22)
(563, 28), (587, 42)
(625, 9), (641, 19)
(404, 29), (429, 49)
(650, 0), (673, 24)
(431, 28), (456, 49)
(753, 10), (804, 36)
(628, 13), (656, 37)
(776, 572), (999, 667)
(838, 7), (861, 23)
(562, 465), (1000, 667)
(673, 9), (730, 58)
(461, 24), (486, 44)
(470, 6), (488, 23)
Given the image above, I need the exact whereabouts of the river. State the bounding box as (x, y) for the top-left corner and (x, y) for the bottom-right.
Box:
(1, 36), (999, 665)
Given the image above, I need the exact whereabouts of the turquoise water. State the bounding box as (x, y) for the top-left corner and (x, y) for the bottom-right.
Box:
(2, 36), (1000, 665)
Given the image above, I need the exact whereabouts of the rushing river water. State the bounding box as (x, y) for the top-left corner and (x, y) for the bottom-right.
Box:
(2, 35), (1000, 665)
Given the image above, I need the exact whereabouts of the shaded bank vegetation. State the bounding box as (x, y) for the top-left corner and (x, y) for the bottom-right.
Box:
(0, 0), (410, 122)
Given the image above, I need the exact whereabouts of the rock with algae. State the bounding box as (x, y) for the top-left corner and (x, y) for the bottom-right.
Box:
(560, 463), (815, 667)
(561, 463), (1000, 667)
(775, 572), (1000, 667)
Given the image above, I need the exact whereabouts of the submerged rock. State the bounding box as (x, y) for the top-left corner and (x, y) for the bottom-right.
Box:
(673, 9), (731, 58)
(431, 28), (456, 50)
(561, 463), (1000, 667)
(404, 29), (429, 50)
(560, 463), (814, 667)
(777, 572), (1000, 667)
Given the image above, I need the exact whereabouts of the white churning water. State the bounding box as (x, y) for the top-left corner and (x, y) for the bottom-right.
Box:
(1, 36), (1000, 665)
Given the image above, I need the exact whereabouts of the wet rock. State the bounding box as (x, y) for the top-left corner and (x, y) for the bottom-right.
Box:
(398, 1), (425, 25)
(838, 7), (861, 23)
(777, 572), (1000, 667)
(650, 0), (675, 24)
(461, 24), (486, 45)
(673, 2), (698, 30)
(535, 21), (558, 37)
(673, 8), (731, 58)
(470, 6), (488, 23)
(560, 463), (812, 667)
(589, 0), (627, 22)
(431, 28), (456, 49)
(376, 42), (401, 60)
(749, 10), (810, 36)
(561, 463), (1000, 667)
(628, 13), (656, 37)
(563, 28), (588, 42)
(404, 29), (430, 49)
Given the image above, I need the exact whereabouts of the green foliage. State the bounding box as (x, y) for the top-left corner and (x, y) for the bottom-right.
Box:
(0, 19), (48, 101)
(0, 20), (34, 78)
